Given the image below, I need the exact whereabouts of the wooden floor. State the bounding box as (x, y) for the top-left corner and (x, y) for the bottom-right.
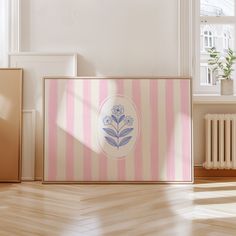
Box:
(1, 179), (236, 236)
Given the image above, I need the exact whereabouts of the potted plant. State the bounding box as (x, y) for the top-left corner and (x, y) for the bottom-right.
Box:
(208, 47), (236, 95)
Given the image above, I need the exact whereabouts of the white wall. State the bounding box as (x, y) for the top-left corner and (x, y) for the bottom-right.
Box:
(20, 0), (180, 76)
(18, 0), (195, 177)
(18, 0), (236, 172)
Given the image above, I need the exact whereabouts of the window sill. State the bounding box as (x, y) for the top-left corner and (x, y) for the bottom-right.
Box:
(193, 94), (236, 104)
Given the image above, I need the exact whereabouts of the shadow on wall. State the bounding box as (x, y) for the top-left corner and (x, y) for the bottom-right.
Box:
(44, 79), (132, 181)
(77, 55), (97, 76)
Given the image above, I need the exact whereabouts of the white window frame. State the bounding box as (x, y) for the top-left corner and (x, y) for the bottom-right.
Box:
(194, 0), (236, 94)
(9, 0), (20, 52)
(223, 32), (229, 49)
(0, 0), (9, 67)
(200, 63), (215, 85)
(0, 0), (20, 67)
(203, 30), (214, 49)
(207, 67), (213, 84)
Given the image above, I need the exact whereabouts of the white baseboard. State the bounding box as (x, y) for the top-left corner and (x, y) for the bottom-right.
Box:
(194, 164), (203, 167)
(21, 177), (35, 181)
(21, 177), (42, 181)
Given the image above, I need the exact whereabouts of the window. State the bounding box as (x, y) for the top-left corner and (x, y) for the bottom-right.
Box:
(200, 64), (216, 85)
(207, 67), (213, 84)
(200, 0), (234, 16)
(204, 30), (214, 49)
(223, 31), (231, 50)
(0, 0), (8, 67)
(195, 0), (236, 94)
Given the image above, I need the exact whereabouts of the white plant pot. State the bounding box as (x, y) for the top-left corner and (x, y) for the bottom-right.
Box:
(221, 79), (234, 95)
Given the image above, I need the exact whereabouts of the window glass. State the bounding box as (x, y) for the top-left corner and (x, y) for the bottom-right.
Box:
(201, 0), (234, 16)
(198, 0), (236, 92)
(200, 25), (234, 86)
(200, 65), (215, 85)
(200, 24), (234, 52)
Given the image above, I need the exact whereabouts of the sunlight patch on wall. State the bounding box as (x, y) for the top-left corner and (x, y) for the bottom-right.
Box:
(56, 79), (117, 154)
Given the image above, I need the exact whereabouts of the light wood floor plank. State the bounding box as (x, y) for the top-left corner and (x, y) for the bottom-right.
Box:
(0, 179), (236, 235)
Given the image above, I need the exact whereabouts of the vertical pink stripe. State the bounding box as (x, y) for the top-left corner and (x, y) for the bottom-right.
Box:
(99, 80), (108, 181)
(181, 80), (191, 181)
(48, 80), (58, 181)
(83, 80), (92, 181)
(132, 80), (142, 180)
(166, 80), (175, 181)
(150, 80), (158, 180)
(116, 80), (126, 181)
(66, 80), (74, 180)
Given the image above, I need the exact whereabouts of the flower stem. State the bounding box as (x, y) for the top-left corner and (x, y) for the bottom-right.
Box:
(110, 123), (117, 130)
(117, 121), (119, 148)
(118, 123), (126, 132)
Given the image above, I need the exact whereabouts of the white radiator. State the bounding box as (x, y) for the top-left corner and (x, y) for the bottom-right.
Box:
(204, 114), (236, 169)
(22, 110), (36, 180)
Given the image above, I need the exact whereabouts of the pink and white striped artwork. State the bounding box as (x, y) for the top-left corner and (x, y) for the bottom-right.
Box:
(43, 77), (192, 182)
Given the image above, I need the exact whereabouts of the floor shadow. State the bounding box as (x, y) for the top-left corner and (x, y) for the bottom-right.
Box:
(194, 196), (236, 205)
(194, 186), (236, 192)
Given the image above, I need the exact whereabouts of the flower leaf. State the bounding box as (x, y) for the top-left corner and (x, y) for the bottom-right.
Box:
(105, 136), (118, 147)
(119, 136), (132, 147)
(103, 128), (118, 138)
(111, 115), (118, 124)
(118, 115), (125, 123)
(119, 128), (133, 138)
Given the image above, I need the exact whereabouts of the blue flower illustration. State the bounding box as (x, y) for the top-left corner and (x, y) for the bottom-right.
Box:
(103, 116), (112, 125)
(112, 104), (124, 116)
(124, 116), (134, 126)
(103, 105), (134, 149)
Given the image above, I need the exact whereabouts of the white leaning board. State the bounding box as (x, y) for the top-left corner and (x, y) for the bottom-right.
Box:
(9, 53), (78, 180)
(22, 110), (36, 180)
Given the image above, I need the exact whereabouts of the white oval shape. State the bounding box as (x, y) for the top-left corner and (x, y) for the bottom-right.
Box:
(98, 95), (139, 159)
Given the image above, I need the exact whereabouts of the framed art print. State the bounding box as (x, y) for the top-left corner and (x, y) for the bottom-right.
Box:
(43, 77), (192, 183)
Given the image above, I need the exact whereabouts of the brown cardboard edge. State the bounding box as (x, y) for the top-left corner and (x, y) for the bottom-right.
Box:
(0, 68), (23, 183)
